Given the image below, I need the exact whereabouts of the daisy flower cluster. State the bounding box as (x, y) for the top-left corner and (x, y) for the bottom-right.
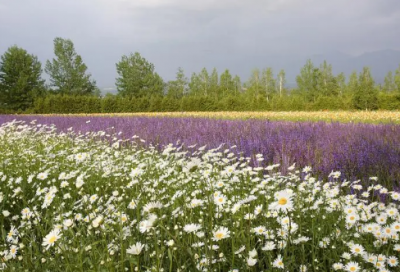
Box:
(0, 120), (400, 271)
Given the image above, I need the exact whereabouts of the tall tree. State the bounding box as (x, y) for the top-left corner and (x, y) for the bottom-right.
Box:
(347, 71), (358, 95)
(383, 71), (396, 92)
(276, 69), (286, 97)
(45, 37), (98, 95)
(167, 67), (188, 98)
(395, 64), (400, 93)
(336, 72), (346, 96)
(0, 46), (45, 111)
(219, 69), (235, 97)
(233, 75), (242, 95)
(116, 52), (164, 97)
(296, 59), (319, 102)
(261, 67), (275, 101)
(209, 68), (219, 98)
(188, 72), (201, 96)
(352, 67), (378, 110)
(246, 68), (262, 99)
(198, 68), (210, 96)
(318, 61), (338, 96)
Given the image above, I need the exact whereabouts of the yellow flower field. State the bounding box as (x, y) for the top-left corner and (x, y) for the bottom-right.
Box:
(38, 111), (400, 124)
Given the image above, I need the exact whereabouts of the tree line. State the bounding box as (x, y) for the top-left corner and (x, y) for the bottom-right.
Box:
(1, 37), (400, 113)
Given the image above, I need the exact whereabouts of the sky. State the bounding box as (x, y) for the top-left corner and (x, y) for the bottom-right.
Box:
(1, 0), (400, 91)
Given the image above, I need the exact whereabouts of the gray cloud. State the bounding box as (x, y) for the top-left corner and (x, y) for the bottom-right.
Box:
(1, 0), (399, 90)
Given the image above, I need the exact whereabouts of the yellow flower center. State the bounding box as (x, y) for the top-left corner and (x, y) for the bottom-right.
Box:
(215, 233), (224, 239)
(278, 197), (287, 205)
(49, 236), (57, 244)
(355, 248), (360, 252)
(350, 267), (356, 272)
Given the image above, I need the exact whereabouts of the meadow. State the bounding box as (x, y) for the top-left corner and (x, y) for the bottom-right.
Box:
(0, 114), (400, 271)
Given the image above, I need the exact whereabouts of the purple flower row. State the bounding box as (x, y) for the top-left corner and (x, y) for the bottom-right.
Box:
(1, 115), (400, 187)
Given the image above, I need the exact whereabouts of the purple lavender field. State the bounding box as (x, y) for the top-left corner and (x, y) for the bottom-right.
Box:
(1, 115), (400, 187)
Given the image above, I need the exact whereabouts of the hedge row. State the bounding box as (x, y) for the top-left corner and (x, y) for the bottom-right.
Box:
(25, 92), (400, 114)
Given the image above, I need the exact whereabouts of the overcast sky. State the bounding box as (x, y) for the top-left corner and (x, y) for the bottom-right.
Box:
(1, 0), (400, 90)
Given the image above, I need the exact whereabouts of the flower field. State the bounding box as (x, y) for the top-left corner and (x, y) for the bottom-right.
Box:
(41, 111), (400, 124)
(1, 115), (400, 188)
(1, 116), (400, 271)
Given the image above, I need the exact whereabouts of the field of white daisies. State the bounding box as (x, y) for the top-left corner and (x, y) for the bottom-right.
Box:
(1, 120), (400, 272)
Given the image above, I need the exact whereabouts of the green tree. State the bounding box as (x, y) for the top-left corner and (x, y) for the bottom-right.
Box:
(167, 67), (188, 98)
(198, 68), (210, 96)
(45, 37), (98, 95)
(261, 67), (275, 101)
(188, 72), (201, 96)
(296, 59), (319, 102)
(347, 71), (358, 95)
(336, 72), (346, 96)
(0, 45), (45, 111)
(276, 69), (286, 97)
(318, 61), (339, 96)
(116, 52), (164, 97)
(209, 68), (219, 98)
(395, 65), (400, 92)
(383, 71), (396, 92)
(219, 69), (235, 97)
(246, 68), (262, 99)
(352, 67), (378, 110)
(233, 75), (241, 95)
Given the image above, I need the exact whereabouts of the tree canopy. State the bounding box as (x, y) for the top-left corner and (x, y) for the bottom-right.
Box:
(0, 45), (45, 111)
(116, 52), (164, 97)
(45, 37), (98, 96)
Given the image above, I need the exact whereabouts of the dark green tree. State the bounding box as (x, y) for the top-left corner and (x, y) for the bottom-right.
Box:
(45, 37), (98, 95)
(116, 52), (164, 97)
(0, 45), (45, 111)
(352, 67), (378, 110)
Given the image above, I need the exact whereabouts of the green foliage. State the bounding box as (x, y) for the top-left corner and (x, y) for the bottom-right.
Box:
(116, 52), (164, 97)
(296, 59), (319, 102)
(261, 67), (276, 101)
(383, 71), (396, 92)
(166, 67), (188, 99)
(377, 92), (400, 110)
(0, 46), (46, 111)
(395, 64), (400, 92)
(352, 67), (378, 110)
(45, 37), (98, 95)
